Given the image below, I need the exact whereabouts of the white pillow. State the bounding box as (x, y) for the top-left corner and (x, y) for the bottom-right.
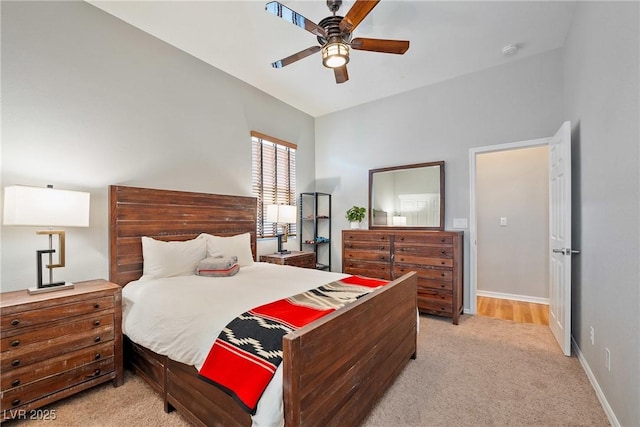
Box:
(199, 232), (255, 267)
(141, 236), (207, 279)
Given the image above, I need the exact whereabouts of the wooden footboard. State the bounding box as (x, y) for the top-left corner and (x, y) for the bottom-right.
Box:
(283, 271), (417, 426)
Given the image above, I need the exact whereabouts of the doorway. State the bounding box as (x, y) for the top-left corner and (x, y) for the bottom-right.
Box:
(469, 137), (550, 316)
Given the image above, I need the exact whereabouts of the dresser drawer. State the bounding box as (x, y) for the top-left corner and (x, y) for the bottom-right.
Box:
(394, 266), (453, 282)
(343, 262), (391, 280)
(418, 299), (453, 316)
(1, 324), (114, 372)
(394, 244), (454, 260)
(1, 296), (114, 332)
(343, 240), (391, 253)
(343, 249), (390, 263)
(394, 234), (453, 245)
(417, 278), (453, 292)
(418, 287), (453, 316)
(1, 342), (115, 391)
(393, 253), (453, 267)
(343, 232), (389, 242)
(1, 357), (114, 410)
(418, 288), (452, 304)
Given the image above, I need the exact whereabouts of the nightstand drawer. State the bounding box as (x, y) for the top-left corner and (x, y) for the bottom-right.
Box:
(1, 296), (114, 332)
(260, 251), (316, 269)
(1, 357), (114, 410)
(1, 312), (113, 351)
(1, 342), (115, 391)
(1, 323), (114, 372)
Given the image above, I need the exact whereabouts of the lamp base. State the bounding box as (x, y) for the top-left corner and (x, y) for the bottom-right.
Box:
(28, 282), (75, 295)
(275, 250), (292, 255)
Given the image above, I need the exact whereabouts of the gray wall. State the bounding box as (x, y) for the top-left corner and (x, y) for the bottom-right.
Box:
(1, 1), (316, 291)
(563, 2), (640, 426)
(477, 146), (549, 300)
(316, 48), (564, 311)
(2, 1), (638, 425)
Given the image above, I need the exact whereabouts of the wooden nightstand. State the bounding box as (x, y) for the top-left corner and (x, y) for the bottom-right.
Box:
(260, 251), (316, 269)
(0, 279), (123, 421)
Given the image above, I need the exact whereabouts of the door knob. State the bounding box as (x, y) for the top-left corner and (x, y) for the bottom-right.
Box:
(553, 248), (580, 255)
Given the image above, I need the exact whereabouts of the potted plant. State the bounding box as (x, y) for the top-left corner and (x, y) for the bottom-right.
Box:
(345, 206), (366, 229)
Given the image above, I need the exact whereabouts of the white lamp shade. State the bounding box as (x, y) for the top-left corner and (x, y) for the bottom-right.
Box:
(266, 204), (297, 224)
(3, 185), (90, 227)
(392, 216), (407, 226)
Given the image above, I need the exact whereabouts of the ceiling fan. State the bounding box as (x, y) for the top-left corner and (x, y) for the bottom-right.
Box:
(265, 0), (410, 84)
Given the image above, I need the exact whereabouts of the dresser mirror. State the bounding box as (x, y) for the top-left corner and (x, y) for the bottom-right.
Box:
(369, 161), (445, 230)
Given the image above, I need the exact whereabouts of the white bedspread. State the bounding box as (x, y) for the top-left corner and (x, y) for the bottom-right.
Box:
(122, 262), (348, 427)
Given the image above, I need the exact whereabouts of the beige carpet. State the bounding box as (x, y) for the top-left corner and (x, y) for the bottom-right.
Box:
(4, 315), (609, 427)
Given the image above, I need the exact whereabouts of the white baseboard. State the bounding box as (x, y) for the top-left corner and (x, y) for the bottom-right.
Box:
(476, 290), (549, 305)
(572, 336), (620, 427)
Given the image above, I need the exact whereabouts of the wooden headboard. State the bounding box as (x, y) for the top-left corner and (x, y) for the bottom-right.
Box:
(109, 185), (257, 286)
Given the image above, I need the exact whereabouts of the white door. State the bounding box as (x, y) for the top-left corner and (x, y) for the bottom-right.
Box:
(549, 121), (574, 356)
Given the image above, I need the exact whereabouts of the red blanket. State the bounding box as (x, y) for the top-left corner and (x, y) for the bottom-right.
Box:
(198, 275), (388, 414)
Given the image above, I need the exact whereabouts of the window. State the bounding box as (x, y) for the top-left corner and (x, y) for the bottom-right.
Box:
(251, 131), (297, 238)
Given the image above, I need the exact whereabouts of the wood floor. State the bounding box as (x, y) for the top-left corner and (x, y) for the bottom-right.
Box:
(477, 296), (549, 325)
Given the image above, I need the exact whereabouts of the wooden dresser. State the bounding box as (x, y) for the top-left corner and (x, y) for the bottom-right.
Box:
(0, 279), (123, 421)
(343, 230), (463, 324)
(260, 251), (316, 269)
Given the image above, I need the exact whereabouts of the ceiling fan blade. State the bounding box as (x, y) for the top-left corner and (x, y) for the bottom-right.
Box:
(334, 65), (349, 84)
(265, 1), (326, 38)
(350, 38), (410, 54)
(339, 0), (380, 33)
(271, 46), (322, 69)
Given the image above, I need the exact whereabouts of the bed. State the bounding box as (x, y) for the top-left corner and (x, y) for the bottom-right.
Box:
(109, 185), (417, 427)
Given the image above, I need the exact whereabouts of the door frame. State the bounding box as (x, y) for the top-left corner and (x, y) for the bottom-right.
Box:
(468, 137), (550, 315)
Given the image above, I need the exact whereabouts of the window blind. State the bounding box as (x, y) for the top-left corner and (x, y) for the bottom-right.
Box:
(251, 131), (297, 238)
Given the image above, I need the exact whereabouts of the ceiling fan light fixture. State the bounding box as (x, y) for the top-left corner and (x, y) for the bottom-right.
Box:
(322, 41), (349, 68)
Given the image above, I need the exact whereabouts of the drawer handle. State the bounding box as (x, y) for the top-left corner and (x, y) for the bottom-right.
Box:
(11, 340), (20, 347)
(95, 353), (101, 360)
(399, 237), (404, 241)
(94, 320), (101, 326)
(94, 303), (100, 309)
(11, 319), (20, 326)
(441, 261), (445, 265)
(94, 336), (101, 342)
(11, 379), (20, 387)
(441, 249), (446, 254)
(12, 399), (20, 407)
(440, 283), (445, 288)
(440, 238), (445, 242)
(380, 246), (385, 250)
(11, 359), (20, 367)
(441, 273), (446, 277)
(440, 295), (446, 300)
(87, 369), (101, 378)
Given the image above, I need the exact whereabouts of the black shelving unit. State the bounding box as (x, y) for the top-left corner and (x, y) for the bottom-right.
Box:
(299, 192), (331, 271)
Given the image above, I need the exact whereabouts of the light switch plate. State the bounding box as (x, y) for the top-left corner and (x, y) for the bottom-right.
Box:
(453, 218), (468, 229)
(500, 217), (508, 226)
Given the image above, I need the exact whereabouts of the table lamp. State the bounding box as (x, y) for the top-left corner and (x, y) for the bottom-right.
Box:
(3, 185), (90, 294)
(266, 204), (297, 255)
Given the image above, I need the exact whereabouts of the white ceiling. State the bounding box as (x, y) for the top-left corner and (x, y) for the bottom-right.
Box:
(88, 1), (577, 117)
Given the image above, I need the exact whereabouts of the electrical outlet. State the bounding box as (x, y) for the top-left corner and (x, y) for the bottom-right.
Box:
(590, 326), (594, 345)
(605, 348), (611, 371)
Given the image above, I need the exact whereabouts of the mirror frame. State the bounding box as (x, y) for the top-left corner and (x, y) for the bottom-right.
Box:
(368, 161), (445, 230)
